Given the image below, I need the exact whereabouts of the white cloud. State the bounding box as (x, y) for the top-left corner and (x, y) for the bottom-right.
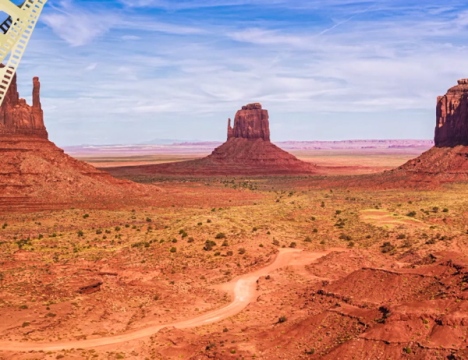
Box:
(19, 0), (468, 145)
(42, 0), (119, 46)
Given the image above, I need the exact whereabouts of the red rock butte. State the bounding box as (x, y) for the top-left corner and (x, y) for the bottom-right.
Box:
(435, 79), (468, 147)
(0, 71), (150, 210)
(109, 103), (316, 177)
(321, 78), (468, 189)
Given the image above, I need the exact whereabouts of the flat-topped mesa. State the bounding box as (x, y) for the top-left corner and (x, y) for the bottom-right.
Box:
(435, 78), (468, 147)
(227, 102), (270, 141)
(0, 70), (47, 139)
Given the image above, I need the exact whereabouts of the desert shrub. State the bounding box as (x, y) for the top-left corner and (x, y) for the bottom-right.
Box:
(313, 228), (318, 233)
(289, 242), (297, 248)
(304, 236), (312, 242)
(77, 230), (84, 237)
(339, 234), (352, 241)
(381, 242), (395, 254)
(252, 227), (258, 232)
(238, 247), (246, 255)
(188, 237), (195, 243)
(207, 219), (212, 223)
(305, 348), (315, 355)
(115, 226), (121, 231)
(1, 223), (7, 229)
(38, 234), (43, 240)
(406, 211), (417, 217)
(311, 216), (316, 221)
(334, 219), (346, 228)
(146, 217), (152, 222)
(197, 222), (202, 226)
(222, 240), (229, 247)
(278, 316), (287, 323)
(170, 247), (177, 253)
(19, 304), (28, 310)
(226, 251), (233, 256)
(96, 229), (102, 235)
(132, 241), (150, 248)
(22, 321), (30, 327)
(203, 240), (217, 251)
(215, 233), (226, 239)
(442, 208), (449, 213)
(432, 207), (439, 213)
(83, 214), (89, 219)
(272, 239), (280, 246)
(403, 347), (412, 354)
(214, 251), (221, 256)
(335, 210), (342, 215)
(172, 238), (178, 243)
(396, 234), (406, 239)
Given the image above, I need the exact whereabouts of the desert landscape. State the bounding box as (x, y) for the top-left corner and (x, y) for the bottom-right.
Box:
(1, 70), (468, 360)
(1, 1), (468, 360)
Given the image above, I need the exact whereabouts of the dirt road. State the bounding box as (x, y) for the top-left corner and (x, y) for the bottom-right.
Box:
(0, 248), (331, 352)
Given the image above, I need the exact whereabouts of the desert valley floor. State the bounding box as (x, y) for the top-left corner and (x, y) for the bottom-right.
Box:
(2, 145), (468, 359)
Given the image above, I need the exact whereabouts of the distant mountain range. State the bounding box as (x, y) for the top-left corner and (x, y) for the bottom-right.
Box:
(63, 140), (434, 156)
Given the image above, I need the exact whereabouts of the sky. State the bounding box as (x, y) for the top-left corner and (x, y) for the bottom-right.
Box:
(10, 0), (468, 145)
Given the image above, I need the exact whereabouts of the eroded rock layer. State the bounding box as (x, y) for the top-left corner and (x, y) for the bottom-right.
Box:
(228, 103), (270, 141)
(0, 71), (47, 139)
(435, 79), (468, 147)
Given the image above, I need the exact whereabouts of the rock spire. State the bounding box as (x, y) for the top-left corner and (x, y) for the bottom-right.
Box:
(0, 69), (47, 139)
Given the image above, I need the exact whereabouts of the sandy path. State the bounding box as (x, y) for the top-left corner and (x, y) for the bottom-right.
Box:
(0, 248), (332, 352)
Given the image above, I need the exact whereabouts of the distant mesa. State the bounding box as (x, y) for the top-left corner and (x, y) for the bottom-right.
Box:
(0, 71), (150, 210)
(107, 103), (317, 177)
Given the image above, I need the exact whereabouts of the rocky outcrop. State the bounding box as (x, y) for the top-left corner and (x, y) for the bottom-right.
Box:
(0, 71), (153, 210)
(435, 79), (468, 147)
(0, 70), (47, 139)
(227, 103), (270, 141)
(107, 103), (316, 176)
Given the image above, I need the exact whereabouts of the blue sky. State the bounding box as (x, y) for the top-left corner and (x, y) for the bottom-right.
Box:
(13, 0), (468, 145)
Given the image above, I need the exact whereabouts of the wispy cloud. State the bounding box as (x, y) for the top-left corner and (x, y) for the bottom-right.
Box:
(20, 0), (468, 145)
(42, 0), (119, 46)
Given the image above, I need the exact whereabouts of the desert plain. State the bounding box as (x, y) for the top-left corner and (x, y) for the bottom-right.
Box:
(2, 138), (468, 359)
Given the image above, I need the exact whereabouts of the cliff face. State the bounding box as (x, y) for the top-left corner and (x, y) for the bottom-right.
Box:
(227, 103), (270, 141)
(0, 71), (47, 139)
(435, 79), (468, 147)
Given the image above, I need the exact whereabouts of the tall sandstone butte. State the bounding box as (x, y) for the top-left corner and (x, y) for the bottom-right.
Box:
(108, 103), (316, 176)
(435, 79), (468, 147)
(0, 69), (47, 139)
(227, 103), (270, 141)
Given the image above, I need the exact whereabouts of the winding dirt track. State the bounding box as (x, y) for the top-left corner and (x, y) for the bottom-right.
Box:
(0, 248), (331, 352)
